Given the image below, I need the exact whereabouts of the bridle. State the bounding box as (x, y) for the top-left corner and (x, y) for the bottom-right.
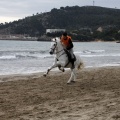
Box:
(50, 42), (57, 53)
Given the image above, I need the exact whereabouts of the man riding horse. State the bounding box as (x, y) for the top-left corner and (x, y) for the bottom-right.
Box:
(44, 37), (84, 84)
(60, 32), (75, 69)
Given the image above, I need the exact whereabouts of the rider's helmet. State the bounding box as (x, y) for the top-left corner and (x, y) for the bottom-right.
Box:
(62, 32), (67, 37)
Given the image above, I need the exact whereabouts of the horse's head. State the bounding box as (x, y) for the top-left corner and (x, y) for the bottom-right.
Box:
(49, 38), (58, 55)
(49, 37), (63, 55)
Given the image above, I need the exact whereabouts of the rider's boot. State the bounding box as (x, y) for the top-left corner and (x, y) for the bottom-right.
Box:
(71, 59), (75, 69)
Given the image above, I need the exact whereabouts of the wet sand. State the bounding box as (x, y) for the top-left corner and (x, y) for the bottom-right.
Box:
(0, 67), (120, 120)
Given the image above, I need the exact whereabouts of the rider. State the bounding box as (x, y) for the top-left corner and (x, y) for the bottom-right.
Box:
(60, 32), (75, 69)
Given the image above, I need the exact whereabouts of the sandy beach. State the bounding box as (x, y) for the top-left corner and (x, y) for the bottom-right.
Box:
(0, 67), (120, 120)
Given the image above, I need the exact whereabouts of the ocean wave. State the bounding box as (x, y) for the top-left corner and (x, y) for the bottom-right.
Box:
(0, 54), (53, 60)
(0, 49), (50, 60)
(74, 50), (105, 55)
(83, 50), (105, 53)
(0, 50), (49, 55)
(97, 63), (120, 67)
(0, 55), (16, 60)
(29, 50), (49, 54)
(81, 53), (120, 57)
(16, 55), (37, 59)
(0, 55), (31, 60)
(85, 62), (120, 68)
(0, 52), (120, 60)
(0, 55), (38, 60)
(74, 51), (83, 54)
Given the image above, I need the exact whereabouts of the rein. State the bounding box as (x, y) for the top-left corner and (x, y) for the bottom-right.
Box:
(50, 43), (57, 52)
(56, 49), (66, 59)
(51, 40), (68, 61)
(56, 49), (64, 54)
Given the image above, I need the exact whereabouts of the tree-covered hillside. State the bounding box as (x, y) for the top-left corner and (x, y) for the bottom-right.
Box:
(0, 6), (120, 41)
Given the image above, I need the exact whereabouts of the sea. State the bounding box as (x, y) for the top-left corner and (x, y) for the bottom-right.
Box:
(0, 40), (120, 75)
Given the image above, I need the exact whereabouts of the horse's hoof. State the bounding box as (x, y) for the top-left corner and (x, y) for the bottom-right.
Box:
(71, 81), (76, 83)
(67, 81), (75, 84)
(67, 82), (72, 85)
(43, 74), (47, 77)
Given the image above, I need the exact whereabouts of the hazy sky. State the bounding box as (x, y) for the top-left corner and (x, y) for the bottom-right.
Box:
(0, 0), (120, 23)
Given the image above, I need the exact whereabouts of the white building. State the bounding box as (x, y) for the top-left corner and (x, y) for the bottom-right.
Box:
(46, 29), (65, 34)
(97, 27), (103, 32)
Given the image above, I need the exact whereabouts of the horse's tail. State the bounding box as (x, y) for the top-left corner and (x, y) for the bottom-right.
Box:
(78, 60), (84, 70)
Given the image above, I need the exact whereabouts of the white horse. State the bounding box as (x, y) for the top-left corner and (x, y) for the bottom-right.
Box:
(44, 37), (84, 84)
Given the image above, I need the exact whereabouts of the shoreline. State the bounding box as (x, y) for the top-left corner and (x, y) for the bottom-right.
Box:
(0, 66), (120, 82)
(0, 38), (37, 41)
(0, 38), (119, 42)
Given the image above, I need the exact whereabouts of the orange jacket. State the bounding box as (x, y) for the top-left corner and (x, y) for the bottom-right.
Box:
(61, 36), (72, 47)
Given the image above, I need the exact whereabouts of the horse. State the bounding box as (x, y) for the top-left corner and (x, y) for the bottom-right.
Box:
(43, 37), (84, 84)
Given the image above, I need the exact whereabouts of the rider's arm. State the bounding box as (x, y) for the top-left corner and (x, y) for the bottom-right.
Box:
(66, 39), (73, 50)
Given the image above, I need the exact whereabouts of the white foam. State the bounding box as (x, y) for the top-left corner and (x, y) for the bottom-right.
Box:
(0, 55), (16, 60)
(80, 53), (120, 57)
(83, 50), (105, 53)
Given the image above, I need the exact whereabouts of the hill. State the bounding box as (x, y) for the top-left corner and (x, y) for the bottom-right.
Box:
(0, 6), (120, 41)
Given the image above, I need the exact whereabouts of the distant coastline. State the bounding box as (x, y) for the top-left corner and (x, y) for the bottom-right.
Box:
(0, 37), (119, 42)
(0, 36), (80, 42)
(0, 38), (37, 41)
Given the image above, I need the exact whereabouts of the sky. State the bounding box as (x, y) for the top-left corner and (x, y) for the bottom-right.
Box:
(0, 0), (120, 23)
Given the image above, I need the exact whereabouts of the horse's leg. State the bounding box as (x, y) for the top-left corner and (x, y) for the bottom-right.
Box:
(58, 65), (65, 72)
(67, 69), (74, 84)
(44, 58), (58, 77)
(67, 68), (76, 84)
(43, 64), (57, 77)
(71, 68), (76, 82)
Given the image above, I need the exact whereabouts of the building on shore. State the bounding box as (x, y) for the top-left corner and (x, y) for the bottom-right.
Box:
(46, 29), (66, 34)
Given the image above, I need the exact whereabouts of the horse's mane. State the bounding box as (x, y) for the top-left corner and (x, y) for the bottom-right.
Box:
(51, 37), (60, 42)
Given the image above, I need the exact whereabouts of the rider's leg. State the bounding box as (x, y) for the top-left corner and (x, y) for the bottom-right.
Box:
(68, 49), (75, 69)
(71, 59), (75, 69)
